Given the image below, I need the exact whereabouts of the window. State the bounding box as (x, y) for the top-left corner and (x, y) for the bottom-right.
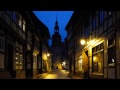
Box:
(0, 54), (4, 69)
(15, 42), (23, 70)
(19, 16), (22, 28)
(108, 46), (115, 66)
(19, 50), (23, 69)
(27, 54), (31, 69)
(12, 11), (17, 22)
(107, 11), (113, 28)
(99, 11), (104, 24)
(92, 16), (96, 31)
(108, 37), (114, 46)
(23, 19), (26, 32)
(78, 55), (84, 73)
(92, 47), (96, 54)
(0, 31), (4, 52)
(93, 51), (103, 73)
(92, 43), (104, 73)
(108, 11), (112, 16)
(33, 55), (37, 69)
(85, 25), (90, 37)
(108, 35), (115, 66)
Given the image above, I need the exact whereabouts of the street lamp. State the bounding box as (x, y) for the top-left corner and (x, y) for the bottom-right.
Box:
(63, 61), (66, 65)
(80, 39), (86, 45)
(62, 61), (66, 69)
(47, 53), (50, 57)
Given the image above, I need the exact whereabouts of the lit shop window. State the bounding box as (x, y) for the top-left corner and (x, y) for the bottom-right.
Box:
(92, 43), (104, 73)
(15, 43), (23, 70)
(78, 56), (84, 72)
(93, 52), (103, 73)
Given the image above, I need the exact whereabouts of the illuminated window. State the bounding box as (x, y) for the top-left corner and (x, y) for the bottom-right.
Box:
(23, 19), (26, 32)
(19, 17), (22, 28)
(78, 56), (84, 73)
(92, 43), (104, 73)
(15, 43), (23, 70)
(93, 52), (103, 73)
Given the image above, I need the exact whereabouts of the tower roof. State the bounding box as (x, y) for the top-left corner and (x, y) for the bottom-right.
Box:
(54, 14), (59, 32)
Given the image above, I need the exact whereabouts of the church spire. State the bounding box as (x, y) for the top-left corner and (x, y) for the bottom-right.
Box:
(54, 14), (59, 33)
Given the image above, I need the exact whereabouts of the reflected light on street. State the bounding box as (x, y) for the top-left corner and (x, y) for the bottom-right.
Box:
(43, 74), (58, 79)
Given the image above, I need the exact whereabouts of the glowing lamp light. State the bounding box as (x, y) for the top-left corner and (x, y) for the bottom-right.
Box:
(63, 62), (66, 65)
(80, 39), (85, 45)
(93, 56), (97, 62)
(47, 53), (50, 57)
(62, 61), (66, 66)
(112, 59), (114, 62)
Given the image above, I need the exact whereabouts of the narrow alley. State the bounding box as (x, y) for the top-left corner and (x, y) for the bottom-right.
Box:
(1, 11), (120, 79)
(39, 69), (70, 79)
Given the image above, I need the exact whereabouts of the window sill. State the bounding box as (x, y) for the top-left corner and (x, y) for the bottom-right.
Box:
(108, 63), (115, 67)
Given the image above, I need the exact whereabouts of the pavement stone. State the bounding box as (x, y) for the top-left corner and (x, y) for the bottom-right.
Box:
(67, 73), (83, 79)
(33, 70), (52, 79)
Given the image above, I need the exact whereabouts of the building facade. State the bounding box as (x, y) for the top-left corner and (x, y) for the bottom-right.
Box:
(66, 11), (120, 79)
(0, 11), (51, 79)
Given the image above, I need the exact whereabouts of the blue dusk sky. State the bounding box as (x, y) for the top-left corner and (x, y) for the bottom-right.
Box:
(33, 11), (74, 46)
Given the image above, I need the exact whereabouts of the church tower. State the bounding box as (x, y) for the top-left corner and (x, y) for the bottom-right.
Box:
(52, 16), (61, 46)
(51, 15), (63, 70)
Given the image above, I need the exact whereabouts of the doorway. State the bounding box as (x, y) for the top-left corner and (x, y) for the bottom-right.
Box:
(7, 43), (14, 77)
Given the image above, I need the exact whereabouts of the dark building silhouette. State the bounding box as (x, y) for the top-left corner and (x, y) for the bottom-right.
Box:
(51, 16), (64, 70)
(0, 11), (51, 79)
(52, 17), (61, 47)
